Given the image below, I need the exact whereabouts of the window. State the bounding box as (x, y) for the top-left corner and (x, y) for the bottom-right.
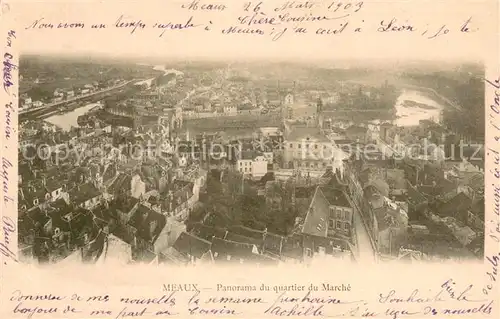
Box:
(328, 219), (334, 229)
(336, 209), (341, 219)
(344, 222), (349, 231)
(290, 143), (293, 148)
(315, 145), (318, 149)
(298, 144), (301, 149)
(330, 207), (335, 216)
(239, 162), (242, 166)
(336, 221), (341, 229)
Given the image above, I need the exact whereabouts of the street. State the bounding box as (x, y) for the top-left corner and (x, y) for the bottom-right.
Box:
(353, 206), (377, 263)
(19, 79), (137, 115)
(344, 181), (378, 263)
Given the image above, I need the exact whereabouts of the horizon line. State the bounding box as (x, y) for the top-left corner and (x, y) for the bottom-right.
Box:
(19, 52), (485, 67)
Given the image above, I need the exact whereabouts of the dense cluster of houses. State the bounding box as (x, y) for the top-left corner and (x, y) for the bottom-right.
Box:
(342, 119), (485, 261)
(18, 119), (206, 264)
(18, 69), (485, 266)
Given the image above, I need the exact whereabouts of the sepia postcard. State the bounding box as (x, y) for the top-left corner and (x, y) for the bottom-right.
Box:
(1, 0), (499, 318)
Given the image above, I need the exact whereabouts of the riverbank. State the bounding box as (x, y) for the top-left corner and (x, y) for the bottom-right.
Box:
(45, 103), (100, 131)
(394, 90), (444, 126)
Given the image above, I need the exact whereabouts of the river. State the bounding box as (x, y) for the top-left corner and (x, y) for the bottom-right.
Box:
(45, 68), (439, 131)
(45, 65), (183, 131)
(394, 89), (444, 126)
(153, 65), (184, 76)
(44, 103), (100, 131)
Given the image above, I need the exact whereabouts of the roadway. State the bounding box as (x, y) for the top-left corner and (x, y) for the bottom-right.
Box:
(375, 136), (404, 159)
(20, 79), (137, 115)
(348, 195), (378, 263)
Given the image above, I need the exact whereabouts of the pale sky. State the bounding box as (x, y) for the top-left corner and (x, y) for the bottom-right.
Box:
(9, 0), (499, 63)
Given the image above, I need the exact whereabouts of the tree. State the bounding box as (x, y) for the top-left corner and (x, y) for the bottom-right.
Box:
(223, 169), (244, 199)
(366, 178), (390, 198)
(206, 173), (223, 195)
(262, 179), (296, 235)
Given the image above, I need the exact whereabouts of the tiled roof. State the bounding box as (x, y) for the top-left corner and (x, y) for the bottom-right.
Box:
(108, 173), (131, 195)
(345, 125), (368, 134)
(51, 198), (70, 212)
(20, 185), (47, 209)
(27, 206), (50, 227)
(436, 192), (472, 216)
(189, 223), (227, 241)
(467, 173), (484, 191)
(68, 182), (101, 205)
(44, 177), (63, 192)
(301, 187), (329, 237)
(224, 232), (263, 248)
(173, 232), (211, 259)
(373, 198), (408, 232)
(470, 197), (484, 219)
(319, 187), (351, 208)
(111, 196), (139, 214)
(302, 233), (351, 254)
(128, 204), (166, 243)
(161, 180), (194, 212)
(227, 225), (265, 240)
(239, 150), (260, 161)
(211, 237), (255, 262)
(102, 164), (117, 183)
(210, 237), (278, 265)
(287, 127), (330, 143)
(263, 232), (284, 255)
(68, 209), (96, 238)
